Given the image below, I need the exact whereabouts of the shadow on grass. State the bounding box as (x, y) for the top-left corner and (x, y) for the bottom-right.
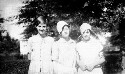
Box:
(0, 54), (30, 74)
(0, 51), (123, 74)
(102, 51), (123, 74)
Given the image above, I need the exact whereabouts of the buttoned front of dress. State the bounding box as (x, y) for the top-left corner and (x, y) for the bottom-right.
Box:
(57, 38), (76, 68)
(52, 38), (77, 74)
(28, 34), (54, 74)
(76, 38), (103, 74)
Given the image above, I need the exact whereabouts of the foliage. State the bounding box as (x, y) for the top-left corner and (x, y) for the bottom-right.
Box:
(0, 33), (20, 54)
(18, 0), (125, 49)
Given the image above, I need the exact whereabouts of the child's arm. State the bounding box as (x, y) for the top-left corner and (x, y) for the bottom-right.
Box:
(27, 38), (32, 60)
(93, 40), (105, 67)
(86, 52), (105, 71)
(87, 40), (105, 71)
(94, 52), (105, 67)
(78, 59), (87, 71)
(51, 42), (59, 62)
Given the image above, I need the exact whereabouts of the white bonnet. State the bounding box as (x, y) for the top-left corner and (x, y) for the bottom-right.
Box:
(57, 21), (68, 33)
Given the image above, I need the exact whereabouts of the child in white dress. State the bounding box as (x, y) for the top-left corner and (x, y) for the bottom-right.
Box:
(76, 23), (105, 74)
(52, 21), (77, 74)
(27, 16), (54, 74)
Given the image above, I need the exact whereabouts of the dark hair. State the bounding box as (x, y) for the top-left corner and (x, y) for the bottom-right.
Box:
(62, 25), (70, 31)
(59, 25), (70, 35)
(89, 29), (98, 39)
(35, 16), (47, 27)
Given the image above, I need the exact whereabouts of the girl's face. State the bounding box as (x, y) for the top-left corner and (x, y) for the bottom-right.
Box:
(81, 29), (91, 41)
(36, 21), (46, 35)
(61, 26), (70, 38)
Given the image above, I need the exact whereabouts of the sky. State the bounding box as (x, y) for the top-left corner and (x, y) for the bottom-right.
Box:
(0, 0), (26, 40)
(0, 0), (25, 18)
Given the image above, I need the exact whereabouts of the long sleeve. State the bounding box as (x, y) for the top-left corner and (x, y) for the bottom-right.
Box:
(92, 41), (105, 67)
(27, 38), (33, 53)
(52, 42), (59, 62)
(75, 49), (80, 70)
(71, 43), (78, 68)
(27, 38), (33, 60)
(76, 43), (87, 71)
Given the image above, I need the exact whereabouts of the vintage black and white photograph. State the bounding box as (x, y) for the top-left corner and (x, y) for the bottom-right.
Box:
(0, 0), (124, 74)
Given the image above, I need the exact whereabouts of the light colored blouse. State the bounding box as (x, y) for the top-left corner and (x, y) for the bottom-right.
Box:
(76, 37), (103, 66)
(52, 38), (77, 68)
(28, 34), (54, 61)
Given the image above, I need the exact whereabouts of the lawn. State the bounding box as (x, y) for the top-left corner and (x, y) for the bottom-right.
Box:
(0, 54), (30, 74)
(0, 51), (123, 74)
(0, 60), (29, 74)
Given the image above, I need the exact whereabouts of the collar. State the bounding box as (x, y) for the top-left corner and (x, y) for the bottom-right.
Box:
(35, 34), (46, 43)
(37, 33), (46, 38)
(58, 38), (74, 44)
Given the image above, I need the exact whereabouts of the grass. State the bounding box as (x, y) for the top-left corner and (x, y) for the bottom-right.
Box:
(0, 60), (30, 74)
(0, 51), (123, 74)
(0, 54), (30, 74)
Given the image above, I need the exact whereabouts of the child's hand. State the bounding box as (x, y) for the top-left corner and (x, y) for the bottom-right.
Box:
(78, 60), (87, 71)
(79, 65), (87, 71)
(86, 64), (95, 72)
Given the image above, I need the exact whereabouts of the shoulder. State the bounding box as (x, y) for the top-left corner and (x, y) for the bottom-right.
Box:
(76, 41), (83, 47)
(45, 36), (54, 44)
(52, 40), (59, 49)
(46, 36), (54, 41)
(75, 41), (82, 51)
(76, 41), (84, 53)
(91, 38), (103, 51)
(28, 35), (38, 42)
(91, 37), (100, 44)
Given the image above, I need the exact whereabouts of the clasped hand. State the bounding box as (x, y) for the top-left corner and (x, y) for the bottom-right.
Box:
(79, 64), (95, 72)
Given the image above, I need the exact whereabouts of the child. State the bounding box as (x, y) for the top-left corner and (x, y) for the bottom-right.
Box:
(52, 21), (77, 74)
(76, 23), (105, 74)
(27, 16), (54, 74)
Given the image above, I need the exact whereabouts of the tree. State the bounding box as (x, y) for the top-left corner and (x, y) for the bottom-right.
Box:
(0, 18), (20, 55)
(18, 0), (125, 49)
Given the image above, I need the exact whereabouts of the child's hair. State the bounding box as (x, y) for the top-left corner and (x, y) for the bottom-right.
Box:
(59, 25), (70, 35)
(89, 29), (99, 39)
(62, 25), (70, 31)
(34, 16), (48, 27)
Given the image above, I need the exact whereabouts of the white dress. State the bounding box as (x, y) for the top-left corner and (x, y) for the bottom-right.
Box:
(76, 37), (104, 74)
(27, 34), (54, 74)
(52, 38), (77, 74)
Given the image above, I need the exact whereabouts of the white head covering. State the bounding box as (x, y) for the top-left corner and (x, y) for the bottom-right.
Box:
(80, 23), (91, 32)
(57, 21), (68, 33)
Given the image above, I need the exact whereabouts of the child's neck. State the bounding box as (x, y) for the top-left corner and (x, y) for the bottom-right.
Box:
(38, 33), (46, 38)
(82, 38), (90, 43)
(62, 37), (70, 41)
